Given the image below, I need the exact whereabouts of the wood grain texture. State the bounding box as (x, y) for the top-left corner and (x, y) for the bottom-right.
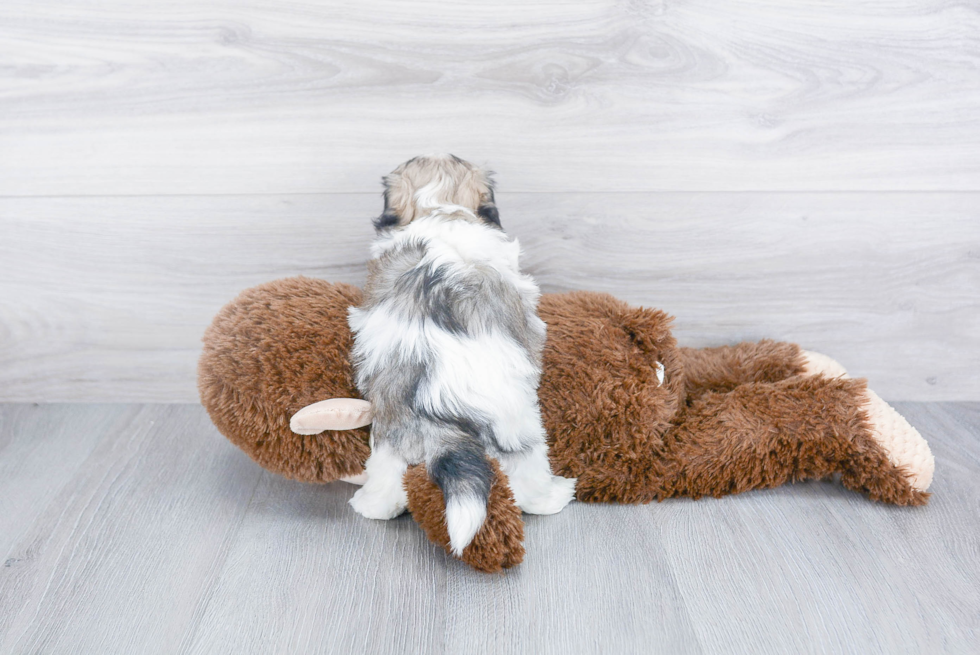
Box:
(1, 0), (979, 195)
(2, 1), (977, 649)
(1, 193), (976, 402)
(0, 405), (264, 654)
(0, 402), (977, 654)
(0, 404), (116, 567)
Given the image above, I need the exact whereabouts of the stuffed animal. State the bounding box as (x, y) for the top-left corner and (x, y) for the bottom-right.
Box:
(198, 276), (934, 572)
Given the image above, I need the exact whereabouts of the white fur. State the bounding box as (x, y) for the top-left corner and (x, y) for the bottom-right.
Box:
(499, 443), (577, 514)
(413, 179), (474, 218)
(352, 216), (548, 457)
(420, 331), (543, 452)
(350, 211), (575, 549)
(349, 442), (409, 519)
(340, 473), (368, 485)
(348, 300), (428, 374)
(368, 213), (528, 290)
(445, 496), (488, 556)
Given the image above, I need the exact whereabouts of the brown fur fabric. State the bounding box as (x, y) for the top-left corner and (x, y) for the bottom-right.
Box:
(536, 291), (683, 503)
(406, 460), (525, 572)
(198, 277), (928, 572)
(198, 277), (369, 483)
(679, 341), (808, 399)
(662, 375), (927, 505)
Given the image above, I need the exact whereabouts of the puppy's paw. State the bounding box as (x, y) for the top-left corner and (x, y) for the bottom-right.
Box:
(801, 350), (849, 378)
(349, 484), (407, 520)
(519, 475), (576, 515)
(862, 389), (935, 492)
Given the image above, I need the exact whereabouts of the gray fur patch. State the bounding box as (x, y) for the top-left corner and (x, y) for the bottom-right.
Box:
(351, 209), (546, 516)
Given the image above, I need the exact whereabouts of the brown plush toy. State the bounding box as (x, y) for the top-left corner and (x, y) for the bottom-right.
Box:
(199, 277), (934, 572)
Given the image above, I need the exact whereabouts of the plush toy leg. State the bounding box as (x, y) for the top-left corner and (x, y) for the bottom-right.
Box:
(798, 352), (934, 491)
(800, 350), (849, 378)
(678, 340), (807, 399)
(858, 388), (934, 492)
(662, 375), (932, 505)
(405, 461), (526, 573)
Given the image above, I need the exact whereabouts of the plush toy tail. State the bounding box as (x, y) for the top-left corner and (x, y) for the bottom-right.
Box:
(428, 438), (493, 556)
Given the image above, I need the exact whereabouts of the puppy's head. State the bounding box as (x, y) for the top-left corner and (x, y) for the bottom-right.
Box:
(375, 154), (500, 231)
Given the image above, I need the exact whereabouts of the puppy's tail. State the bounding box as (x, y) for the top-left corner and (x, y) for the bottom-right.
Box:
(428, 437), (493, 556)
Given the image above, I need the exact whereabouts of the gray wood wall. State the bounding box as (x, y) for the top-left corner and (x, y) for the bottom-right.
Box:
(1, 0), (978, 402)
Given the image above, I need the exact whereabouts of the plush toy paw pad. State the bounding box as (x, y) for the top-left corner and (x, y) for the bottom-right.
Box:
(801, 350), (849, 378)
(862, 389), (935, 492)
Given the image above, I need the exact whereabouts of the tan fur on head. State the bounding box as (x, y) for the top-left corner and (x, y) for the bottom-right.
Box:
(376, 154), (499, 229)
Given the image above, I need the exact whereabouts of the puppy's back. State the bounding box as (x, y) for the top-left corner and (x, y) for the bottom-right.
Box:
(351, 213), (543, 554)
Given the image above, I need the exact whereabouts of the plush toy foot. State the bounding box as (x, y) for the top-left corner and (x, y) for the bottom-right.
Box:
(340, 473), (368, 485)
(406, 461), (525, 573)
(861, 389), (935, 493)
(801, 350), (849, 378)
(800, 352), (934, 493)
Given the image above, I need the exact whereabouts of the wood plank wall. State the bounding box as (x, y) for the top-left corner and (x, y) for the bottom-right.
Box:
(1, 0), (978, 401)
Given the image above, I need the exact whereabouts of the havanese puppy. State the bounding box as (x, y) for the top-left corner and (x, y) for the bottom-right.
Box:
(347, 154), (576, 555)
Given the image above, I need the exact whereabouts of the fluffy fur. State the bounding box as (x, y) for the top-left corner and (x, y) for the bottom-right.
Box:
(406, 460), (525, 572)
(198, 278), (933, 571)
(197, 278), (370, 483)
(347, 155), (575, 555)
(375, 154), (499, 229)
(198, 278), (935, 572)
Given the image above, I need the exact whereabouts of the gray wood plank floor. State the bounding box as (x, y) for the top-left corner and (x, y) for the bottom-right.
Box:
(1, 402), (977, 654)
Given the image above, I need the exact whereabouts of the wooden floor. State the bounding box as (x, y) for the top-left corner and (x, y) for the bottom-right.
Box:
(0, 402), (977, 654)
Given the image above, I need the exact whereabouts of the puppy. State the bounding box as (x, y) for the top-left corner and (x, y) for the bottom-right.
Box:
(347, 154), (576, 555)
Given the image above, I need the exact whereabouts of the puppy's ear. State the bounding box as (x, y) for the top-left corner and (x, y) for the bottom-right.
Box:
(477, 188), (501, 228)
(373, 184), (401, 232)
(373, 210), (401, 231)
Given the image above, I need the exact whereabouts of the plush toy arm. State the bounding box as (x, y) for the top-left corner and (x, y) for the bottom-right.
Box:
(290, 398), (374, 434)
(678, 339), (807, 398)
